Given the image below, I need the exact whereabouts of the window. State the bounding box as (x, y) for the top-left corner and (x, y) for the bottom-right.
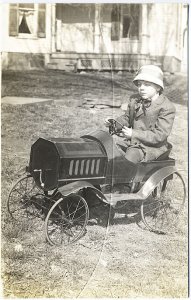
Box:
(18, 3), (36, 35)
(122, 15), (132, 38)
(9, 3), (46, 38)
(111, 4), (140, 41)
(122, 4), (140, 39)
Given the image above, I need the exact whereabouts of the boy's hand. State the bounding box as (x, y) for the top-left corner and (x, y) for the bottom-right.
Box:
(122, 126), (132, 139)
(104, 117), (113, 127)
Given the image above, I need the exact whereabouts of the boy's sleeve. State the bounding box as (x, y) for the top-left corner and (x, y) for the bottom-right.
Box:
(131, 104), (176, 146)
(115, 104), (130, 129)
(115, 94), (138, 129)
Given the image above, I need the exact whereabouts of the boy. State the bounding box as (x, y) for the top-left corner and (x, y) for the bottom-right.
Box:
(105, 65), (176, 163)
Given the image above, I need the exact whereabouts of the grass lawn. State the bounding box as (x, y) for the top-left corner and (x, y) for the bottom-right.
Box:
(1, 69), (188, 298)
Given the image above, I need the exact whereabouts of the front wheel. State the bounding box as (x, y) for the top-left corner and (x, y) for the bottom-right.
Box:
(45, 194), (89, 246)
(141, 172), (186, 234)
(7, 175), (43, 220)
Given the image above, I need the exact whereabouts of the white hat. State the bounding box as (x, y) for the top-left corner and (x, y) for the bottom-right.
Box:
(133, 65), (164, 89)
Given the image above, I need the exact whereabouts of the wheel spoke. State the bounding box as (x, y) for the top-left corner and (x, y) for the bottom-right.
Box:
(9, 202), (28, 213)
(66, 202), (85, 220)
(156, 207), (168, 230)
(143, 202), (162, 216)
(7, 175), (43, 220)
(72, 212), (88, 222)
(11, 187), (26, 197)
(70, 200), (81, 221)
(45, 194), (89, 246)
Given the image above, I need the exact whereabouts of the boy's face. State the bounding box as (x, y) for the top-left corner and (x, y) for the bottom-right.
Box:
(137, 80), (160, 100)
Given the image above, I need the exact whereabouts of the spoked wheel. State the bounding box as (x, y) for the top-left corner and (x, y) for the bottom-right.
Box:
(45, 194), (89, 246)
(7, 175), (43, 220)
(141, 172), (186, 234)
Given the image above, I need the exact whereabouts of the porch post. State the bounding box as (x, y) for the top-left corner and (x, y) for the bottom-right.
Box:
(51, 3), (56, 52)
(141, 4), (149, 54)
(56, 20), (62, 51)
(94, 4), (101, 53)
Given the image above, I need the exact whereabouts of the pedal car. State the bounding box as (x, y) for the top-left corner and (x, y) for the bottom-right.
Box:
(7, 119), (186, 246)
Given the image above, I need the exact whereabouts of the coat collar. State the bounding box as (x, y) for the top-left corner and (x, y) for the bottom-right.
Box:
(151, 94), (166, 106)
(135, 94), (166, 118)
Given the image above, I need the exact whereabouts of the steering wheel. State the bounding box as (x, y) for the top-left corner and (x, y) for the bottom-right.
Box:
(107, 119), (124, 136)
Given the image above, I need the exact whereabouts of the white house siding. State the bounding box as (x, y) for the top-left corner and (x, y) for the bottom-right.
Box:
(148, 3), (184, 72)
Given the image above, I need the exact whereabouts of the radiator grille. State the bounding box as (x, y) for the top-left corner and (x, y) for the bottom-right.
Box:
(69, 159), (101, 176)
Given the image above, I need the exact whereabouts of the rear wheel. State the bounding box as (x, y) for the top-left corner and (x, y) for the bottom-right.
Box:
(141, 172), (186, 234)
(7, 175), (43, 220)
(45, 194), (89, 245)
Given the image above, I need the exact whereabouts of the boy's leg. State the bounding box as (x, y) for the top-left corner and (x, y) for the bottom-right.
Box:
(112, 135), (145, 162)
(125, 147), (144, 163)
(112, 135), (129, 152)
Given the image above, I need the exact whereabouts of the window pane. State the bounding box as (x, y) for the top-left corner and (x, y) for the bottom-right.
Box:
(130, 16), (139, 37)
(19, 13), (31, 33)
(111, 4), (120, 22)
(123, 15), (131, 37)
(122, 4), (140, 38)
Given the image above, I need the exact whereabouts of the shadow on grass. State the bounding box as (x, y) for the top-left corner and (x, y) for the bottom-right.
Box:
(3, 69), (187, 106)
(88, 198), (144, 229)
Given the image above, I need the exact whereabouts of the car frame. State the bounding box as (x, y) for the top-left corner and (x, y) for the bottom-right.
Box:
(7, 121), (186, 246)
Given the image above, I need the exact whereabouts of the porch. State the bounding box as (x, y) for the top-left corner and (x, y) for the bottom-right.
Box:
(46, 52), (156, 72)
(46, 3), (153, 72)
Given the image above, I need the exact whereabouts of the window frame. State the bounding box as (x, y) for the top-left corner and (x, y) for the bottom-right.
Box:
(9, 3), (46, 38)
(17, 4), (38, 38)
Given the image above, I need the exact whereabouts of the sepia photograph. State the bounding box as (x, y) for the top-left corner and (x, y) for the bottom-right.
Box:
(1, 2), (189, 298)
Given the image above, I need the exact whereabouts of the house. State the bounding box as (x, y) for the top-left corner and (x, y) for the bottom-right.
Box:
(0, 3), (188, 72)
